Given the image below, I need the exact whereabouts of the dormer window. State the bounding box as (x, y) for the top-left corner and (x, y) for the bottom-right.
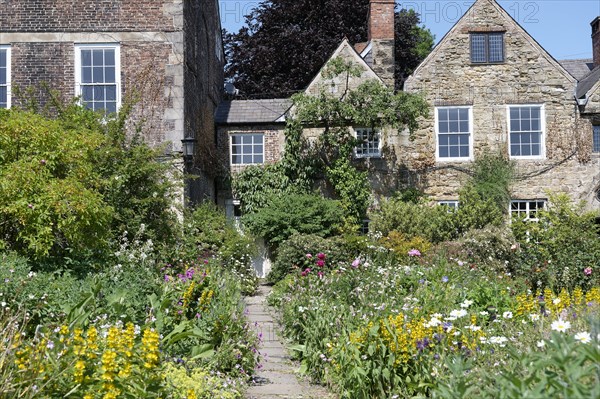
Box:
(470, 32), (504, 64)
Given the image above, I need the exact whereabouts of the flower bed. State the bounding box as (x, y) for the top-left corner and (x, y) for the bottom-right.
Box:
(269, 254), (600, 398)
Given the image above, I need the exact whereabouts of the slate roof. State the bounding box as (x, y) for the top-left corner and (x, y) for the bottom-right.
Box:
(559, 58), (594, 80)
(215, 99), (292, 124)
(576, 65), (600, 99)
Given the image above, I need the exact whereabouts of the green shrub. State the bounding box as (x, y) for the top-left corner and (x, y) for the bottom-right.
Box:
(243, 193), (345, 250)
(369, 198), (456, 243)
(268, 233), (365, 283)
(379, 230), (432, 260)
(458, 225), (516, 269)
(511, 193), (600, 291)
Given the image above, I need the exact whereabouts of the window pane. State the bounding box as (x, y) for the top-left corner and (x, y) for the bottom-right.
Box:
(439, 120), (448, 133)
(231, 135), (240, 145)
(92, 66), (104, 83)
(243, 155), (252, 163)
(105, 67), (115, 83)
(593, 126), (600, 153)
(488, 33), (504, 62)
(449, 146), (459, 157)
(0, 86), (6, 108)
(82, 66), (92, 83)
(242, 135), (252, 144)
(232, 155), (241, 164)
(439, 135), (449, 145)
(449, 121), (459, 132)
(255, 155), (263, 163)
(82, 85), (94, 102)
(93, 86), (105, 101)
(448, 108), (459, 120)
(92, 50), (103, 65)
(104, 49), (115, 66)
(0, 67), (5, 85)
(439, 147), (448, 158)
(459, 108), (469, 120)
(81, 50), (92, 66)
(105, 85), (116, 101)
(438, 108), (448, 122)
(511, 144), (520, 156)
(0, 50), (5, 65)
(106, 101), (117, 114)
(459, 145), (469, 157)
(471, 34), (486, 63)
(254, 144), (263, 154)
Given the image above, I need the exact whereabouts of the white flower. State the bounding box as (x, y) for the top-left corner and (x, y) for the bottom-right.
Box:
(489, 336), (508, 346)
(466, 325), (481, 331)
(449, 309), (468, 319)
(551, 319), (571, 333)
(479, 311), (489, 316)
(574, 331), (591, 344)
(425, 317), (442, 328)
(460, 299), (473, 308)
(529, 313), (540, 322)
(552, 298), (561, 305)
(503, 311), (513, 319)
(537, 340), (545, 348)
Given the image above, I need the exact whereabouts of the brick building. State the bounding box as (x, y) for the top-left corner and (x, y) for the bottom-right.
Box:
(217, 0), (600, 217)
(0, 0), (224, 203)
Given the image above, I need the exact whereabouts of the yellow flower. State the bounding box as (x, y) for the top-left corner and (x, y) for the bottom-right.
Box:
(141, 328), (160, 369)
(74, 360), (86, 383)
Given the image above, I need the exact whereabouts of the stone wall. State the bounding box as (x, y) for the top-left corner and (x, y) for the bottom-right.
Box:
(404, 0), (600, 209)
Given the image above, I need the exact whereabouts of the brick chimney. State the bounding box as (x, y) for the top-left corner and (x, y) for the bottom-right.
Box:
(368, 0), (395, 88)
(592, 17), (600, 67)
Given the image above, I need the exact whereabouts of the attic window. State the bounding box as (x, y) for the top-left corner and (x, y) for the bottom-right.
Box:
(470, 32), (504, 64)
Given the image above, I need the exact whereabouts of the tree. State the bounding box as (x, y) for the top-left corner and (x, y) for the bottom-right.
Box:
(224, 0), (434, 97)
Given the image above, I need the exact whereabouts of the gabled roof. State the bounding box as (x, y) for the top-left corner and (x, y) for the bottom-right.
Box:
(215, 99), (292, 124)
(406, 0), (575, 85)
(303, 38), (382, 94)
(576, 66), (600, 99)
(559, 59), (594, 81)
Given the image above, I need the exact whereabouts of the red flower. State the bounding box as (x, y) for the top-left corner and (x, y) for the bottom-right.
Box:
(317, 252), (326, 260)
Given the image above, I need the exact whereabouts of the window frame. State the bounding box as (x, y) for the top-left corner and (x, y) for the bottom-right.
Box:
(470, 32), (505, 64)
(353, 127), (382, 158)
(0, 45), (11, 109)
(593, 125), (600, 154)
(74, 43), (121, 113)
(510, 199), (546, 222)
(438, 200), (459, 211)
(507, 104), (545, 160)
(230, 132), (265, 165)
(435, 106), (473, 162)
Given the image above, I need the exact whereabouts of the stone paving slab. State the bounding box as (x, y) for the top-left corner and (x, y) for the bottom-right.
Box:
(244, 282), (336, 399)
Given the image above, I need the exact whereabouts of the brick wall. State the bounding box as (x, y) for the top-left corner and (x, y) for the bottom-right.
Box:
(592, 17), (600, 68)
(11, 42), (74, 106)
(0, 0), (178, 32)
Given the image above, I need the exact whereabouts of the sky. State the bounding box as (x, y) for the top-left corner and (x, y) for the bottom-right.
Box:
(218, 0), (600, 60)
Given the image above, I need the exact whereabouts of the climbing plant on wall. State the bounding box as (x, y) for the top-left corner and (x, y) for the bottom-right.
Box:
(233, 57), (429, 227)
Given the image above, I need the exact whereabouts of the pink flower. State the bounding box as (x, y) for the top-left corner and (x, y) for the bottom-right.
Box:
(40, 159), (47, 165)
(317, 271), (324, 278)
(317, 252), (326, 260)
(408, 249), (421, 257)
(584, 267), (592, 276)
(301, 268), (311, 277)
(306, 253), (313, 259)
(316, 260), (325, 267)
(351, 258), (361, 268)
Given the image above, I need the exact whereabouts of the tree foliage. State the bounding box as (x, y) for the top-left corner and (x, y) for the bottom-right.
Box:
(224, 0), (434, 97)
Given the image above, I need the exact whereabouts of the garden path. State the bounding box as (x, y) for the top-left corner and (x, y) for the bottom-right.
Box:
(244, 282), (336, 399)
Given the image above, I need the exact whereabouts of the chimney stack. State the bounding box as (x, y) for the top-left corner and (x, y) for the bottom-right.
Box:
(368, 0), (395, 88)
(592, 17), (600, 67)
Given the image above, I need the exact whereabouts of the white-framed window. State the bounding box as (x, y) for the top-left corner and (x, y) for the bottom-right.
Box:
(0, 45), (11, 109)
(75, 44), (120, 113)
(435, 106), (473, 161)
(593, 125), (600, 153)
(230, 133), (264, 165)
(438, 200), (459, 211)
(508, 105), (545, 159)
(470, 32), (504, 63)
(510, 200), (545, 221)
(354, 127), (381, 158)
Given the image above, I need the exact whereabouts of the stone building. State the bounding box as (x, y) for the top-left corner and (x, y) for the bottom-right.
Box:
(0, 0), (224, 203)
(216, 0), (600, 216)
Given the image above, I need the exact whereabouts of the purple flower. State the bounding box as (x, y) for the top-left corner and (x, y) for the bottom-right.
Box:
(317, 252), (326, 260)
(416, 338), (430, 352)
(351, 258), (361, 268)
(442, 276), (449, 283)
(408, 249), (421, 257)
(316, 260), (325, 267)
(584, 267), (592, 276)
(164, 275), (171, 282)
